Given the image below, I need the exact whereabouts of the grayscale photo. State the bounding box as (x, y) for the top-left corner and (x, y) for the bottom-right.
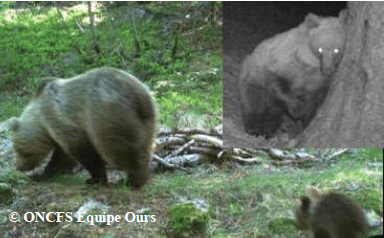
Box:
(223, 2), (384, 148)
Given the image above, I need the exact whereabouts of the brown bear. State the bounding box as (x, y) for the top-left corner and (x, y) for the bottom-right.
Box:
(296, 188), (368, 238)
(9, 67), (157, 188)
(238, 13), (346, 138)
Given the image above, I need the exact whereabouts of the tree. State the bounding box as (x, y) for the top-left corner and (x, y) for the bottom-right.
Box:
(300, 2), (384, 147)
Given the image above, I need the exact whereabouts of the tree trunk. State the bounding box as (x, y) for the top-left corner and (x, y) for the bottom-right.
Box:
(300, 2), (384, 147)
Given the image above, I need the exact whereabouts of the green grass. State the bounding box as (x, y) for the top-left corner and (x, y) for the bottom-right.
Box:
(0, 2), (382, 238)
(0, 2), (223, 125)
(1, 146), (382, 237)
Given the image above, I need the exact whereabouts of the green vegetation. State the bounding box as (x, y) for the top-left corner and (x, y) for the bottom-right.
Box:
(167, 201), (209, 237)
(1, 146), (382, 237)
(0, 1), (222, 127)
(0, 183), (16, 205)
(0, 2), (382, 238)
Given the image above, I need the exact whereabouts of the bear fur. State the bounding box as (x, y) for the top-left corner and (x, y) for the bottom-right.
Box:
(238, 13), (346, 138)
(296, 189), (368, 238)
(9, 67), (157, 188)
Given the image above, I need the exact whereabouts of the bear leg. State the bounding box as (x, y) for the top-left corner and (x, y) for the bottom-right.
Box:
(66, 144), (107, 185)
(298, 89), (329, 128)
(29, 146), (79, 181)
(102, 144), (150, 188)
(243, 109), (283, 138)
(116, 147), (150, 188)
(312, 229), (331, 238)
(242, 84), (284, 138)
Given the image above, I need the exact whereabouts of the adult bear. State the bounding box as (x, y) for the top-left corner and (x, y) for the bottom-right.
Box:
(10, 67), (157, 188)
(238, 13), (346, 138)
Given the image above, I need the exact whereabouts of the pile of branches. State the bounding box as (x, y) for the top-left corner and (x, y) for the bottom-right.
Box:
(151, 125), (353, 172)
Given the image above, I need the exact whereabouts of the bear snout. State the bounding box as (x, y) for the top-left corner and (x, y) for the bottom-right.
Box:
(320, 53), (340, 77)
(321, 66), (336, 77)
(15, 156), (41, 171)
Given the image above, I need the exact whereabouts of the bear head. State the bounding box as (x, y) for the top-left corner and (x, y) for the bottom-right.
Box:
(9, 116), (54, 171)
(295, 196), (312, 230)
(305, 13), (346, 77)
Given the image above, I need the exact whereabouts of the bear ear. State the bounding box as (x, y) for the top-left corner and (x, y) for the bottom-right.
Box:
(304, 13), (320, 29)
(9, 117), (20, 132)
(338, 9), (348, 23)
(34, 77), (58, 98)
(300, 196), (311, 210)
(307, 187), (321, 201)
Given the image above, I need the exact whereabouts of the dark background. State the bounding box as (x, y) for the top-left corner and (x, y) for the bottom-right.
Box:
(223, 2), (347, 147)
(224, 2), (347, 60)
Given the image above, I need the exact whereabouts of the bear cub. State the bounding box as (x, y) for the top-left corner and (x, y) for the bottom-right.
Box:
(296, 188), (368, 238)
(239, 13), (346, 139)
(10, 67), (157, 188)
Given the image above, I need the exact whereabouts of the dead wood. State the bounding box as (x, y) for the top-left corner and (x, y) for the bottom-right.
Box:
(151, 125), (355, 171)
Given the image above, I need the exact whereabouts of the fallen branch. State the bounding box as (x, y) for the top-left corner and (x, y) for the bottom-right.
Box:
(190, 134), (223, 148)
(325, 148), (349, 160)
(152, 125), (351, 172)
(231, 156), (262, 165)
(164, 139), (195, 160)
(158, 128), (221, 137)
(152, 154), (189, 173)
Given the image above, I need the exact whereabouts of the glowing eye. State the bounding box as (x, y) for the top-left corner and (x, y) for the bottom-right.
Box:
(318, 48), (323, 53)
(334, 49), (339, 54)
